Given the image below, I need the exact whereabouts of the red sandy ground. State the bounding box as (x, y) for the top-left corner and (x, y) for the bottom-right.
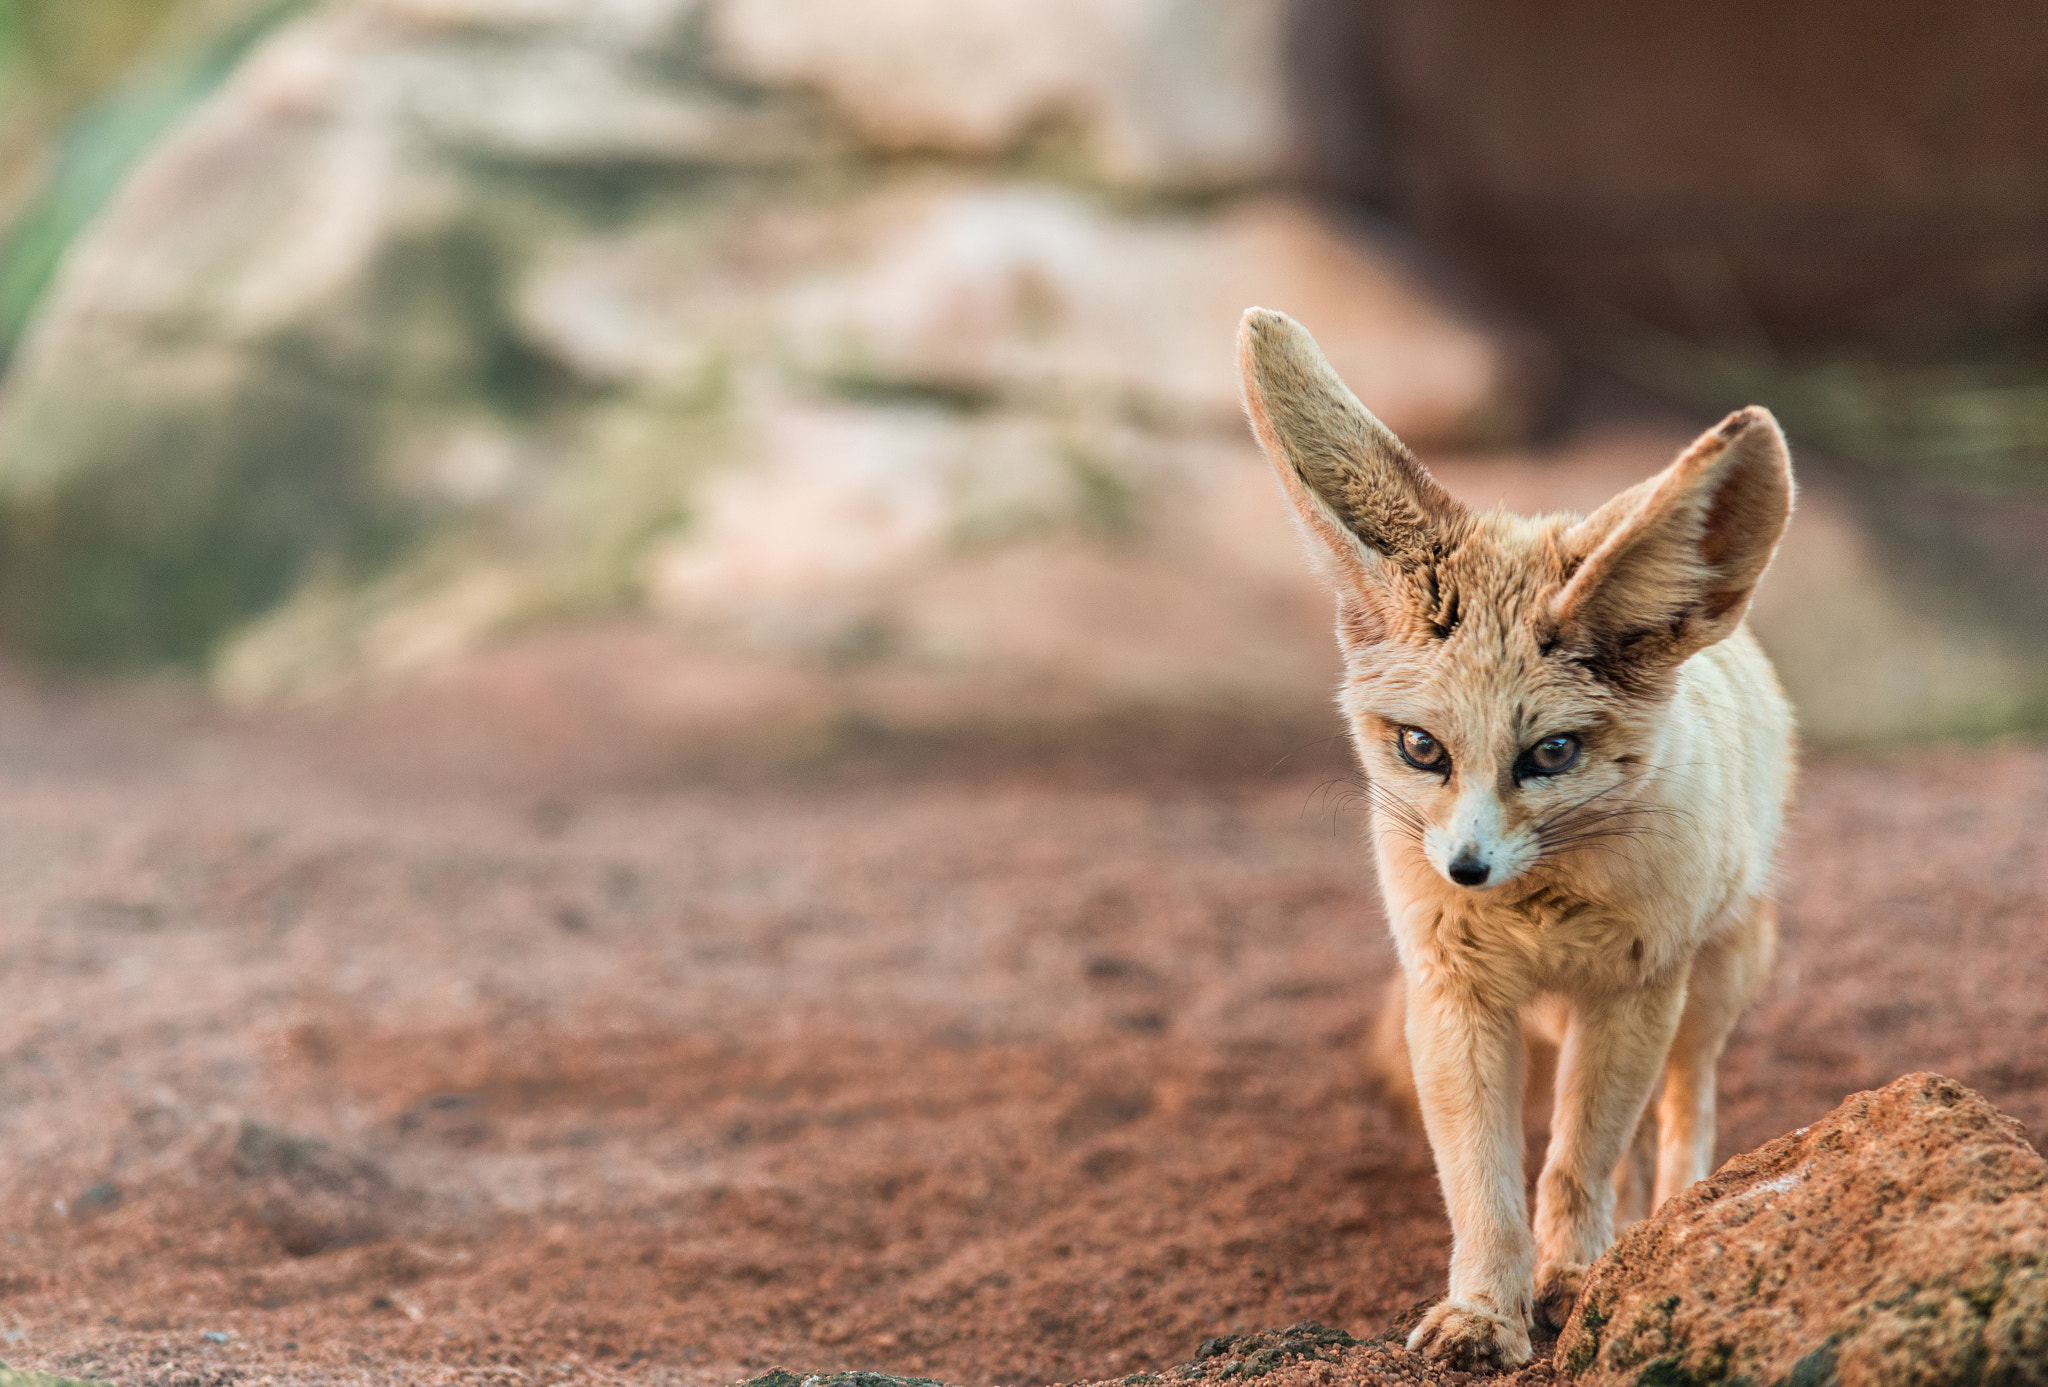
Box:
(0, 652), (2041, 1387)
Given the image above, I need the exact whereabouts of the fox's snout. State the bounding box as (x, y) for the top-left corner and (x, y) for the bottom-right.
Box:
(1424, 788), (1530, 892)
(1446, 850), (1490, 888)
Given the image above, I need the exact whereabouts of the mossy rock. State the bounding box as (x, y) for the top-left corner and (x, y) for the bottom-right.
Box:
(1180, 1322), (1363, 1380)
(0, 201), (584, 669)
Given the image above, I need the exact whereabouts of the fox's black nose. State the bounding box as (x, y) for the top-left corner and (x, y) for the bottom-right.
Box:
(1447, 853), (1490, 887)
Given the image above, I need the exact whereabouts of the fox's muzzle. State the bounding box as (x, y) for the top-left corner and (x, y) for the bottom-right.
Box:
(1447, 850), (1490, 888)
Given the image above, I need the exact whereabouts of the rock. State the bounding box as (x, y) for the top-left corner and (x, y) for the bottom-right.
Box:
(646, 400), (1081, 645)
(402, 32), (824, 165)
(1365, 4), (2048, 349)
(0, 0), (1549, 699)
(707, 0), (1293, 189)
(514, 179), (1545, 445)
(636, 182), (1544, 658)
(372, 0), (698, 38)
(1555, 1073), (2048, 1385)
(781, 185), (1545, 446)
(640, 397), (1343, 714)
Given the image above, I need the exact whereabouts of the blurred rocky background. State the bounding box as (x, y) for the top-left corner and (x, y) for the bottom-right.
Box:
(0, 0), (2040, 754)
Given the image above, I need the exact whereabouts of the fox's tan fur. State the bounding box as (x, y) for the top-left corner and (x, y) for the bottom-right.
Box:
(1238, 309), (1796, 1370)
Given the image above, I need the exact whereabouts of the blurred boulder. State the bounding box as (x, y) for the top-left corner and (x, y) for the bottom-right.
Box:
(1556, 1073), (2048, 1385)
(707, 0), (1292, 189)
(1365, 0), (2048, 352)
(779, 186), (1536, 442)
(0, 0), (1550, 703)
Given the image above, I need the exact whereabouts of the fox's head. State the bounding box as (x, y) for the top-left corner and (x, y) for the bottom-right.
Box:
(1238, 308), (1793, 896)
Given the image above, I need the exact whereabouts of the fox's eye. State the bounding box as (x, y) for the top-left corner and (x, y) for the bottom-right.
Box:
(1521, 734), (1581, 778)
(1397, 727), (1449, 774)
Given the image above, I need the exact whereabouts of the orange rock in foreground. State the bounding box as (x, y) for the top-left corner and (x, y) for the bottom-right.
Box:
(1558, 1073), (2048, 1384)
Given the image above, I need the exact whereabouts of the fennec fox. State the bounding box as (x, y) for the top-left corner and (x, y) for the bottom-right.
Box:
(1238, 309), (1795, 1370)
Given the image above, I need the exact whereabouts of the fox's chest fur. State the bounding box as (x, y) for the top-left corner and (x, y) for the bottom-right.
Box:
(1395, 885), (1661, 994)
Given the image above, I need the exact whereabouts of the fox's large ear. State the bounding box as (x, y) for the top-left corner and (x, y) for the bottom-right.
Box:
(1548, 407), (1793, 687)
(1237, 308), (1467, 630)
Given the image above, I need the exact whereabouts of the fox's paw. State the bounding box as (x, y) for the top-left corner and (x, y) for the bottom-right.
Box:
(1534, 1261), (1589, 1333)
(1405, 1298), (1532, 1371)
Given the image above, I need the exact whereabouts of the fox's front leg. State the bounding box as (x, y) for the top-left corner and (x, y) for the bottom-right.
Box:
(1531, 969), (1690, 1331)
(1402, 972), (1534, 1370)
(1655, 901), (1776, 1206)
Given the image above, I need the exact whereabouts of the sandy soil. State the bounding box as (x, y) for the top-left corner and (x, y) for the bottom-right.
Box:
(0, 656), (2040, 1387)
